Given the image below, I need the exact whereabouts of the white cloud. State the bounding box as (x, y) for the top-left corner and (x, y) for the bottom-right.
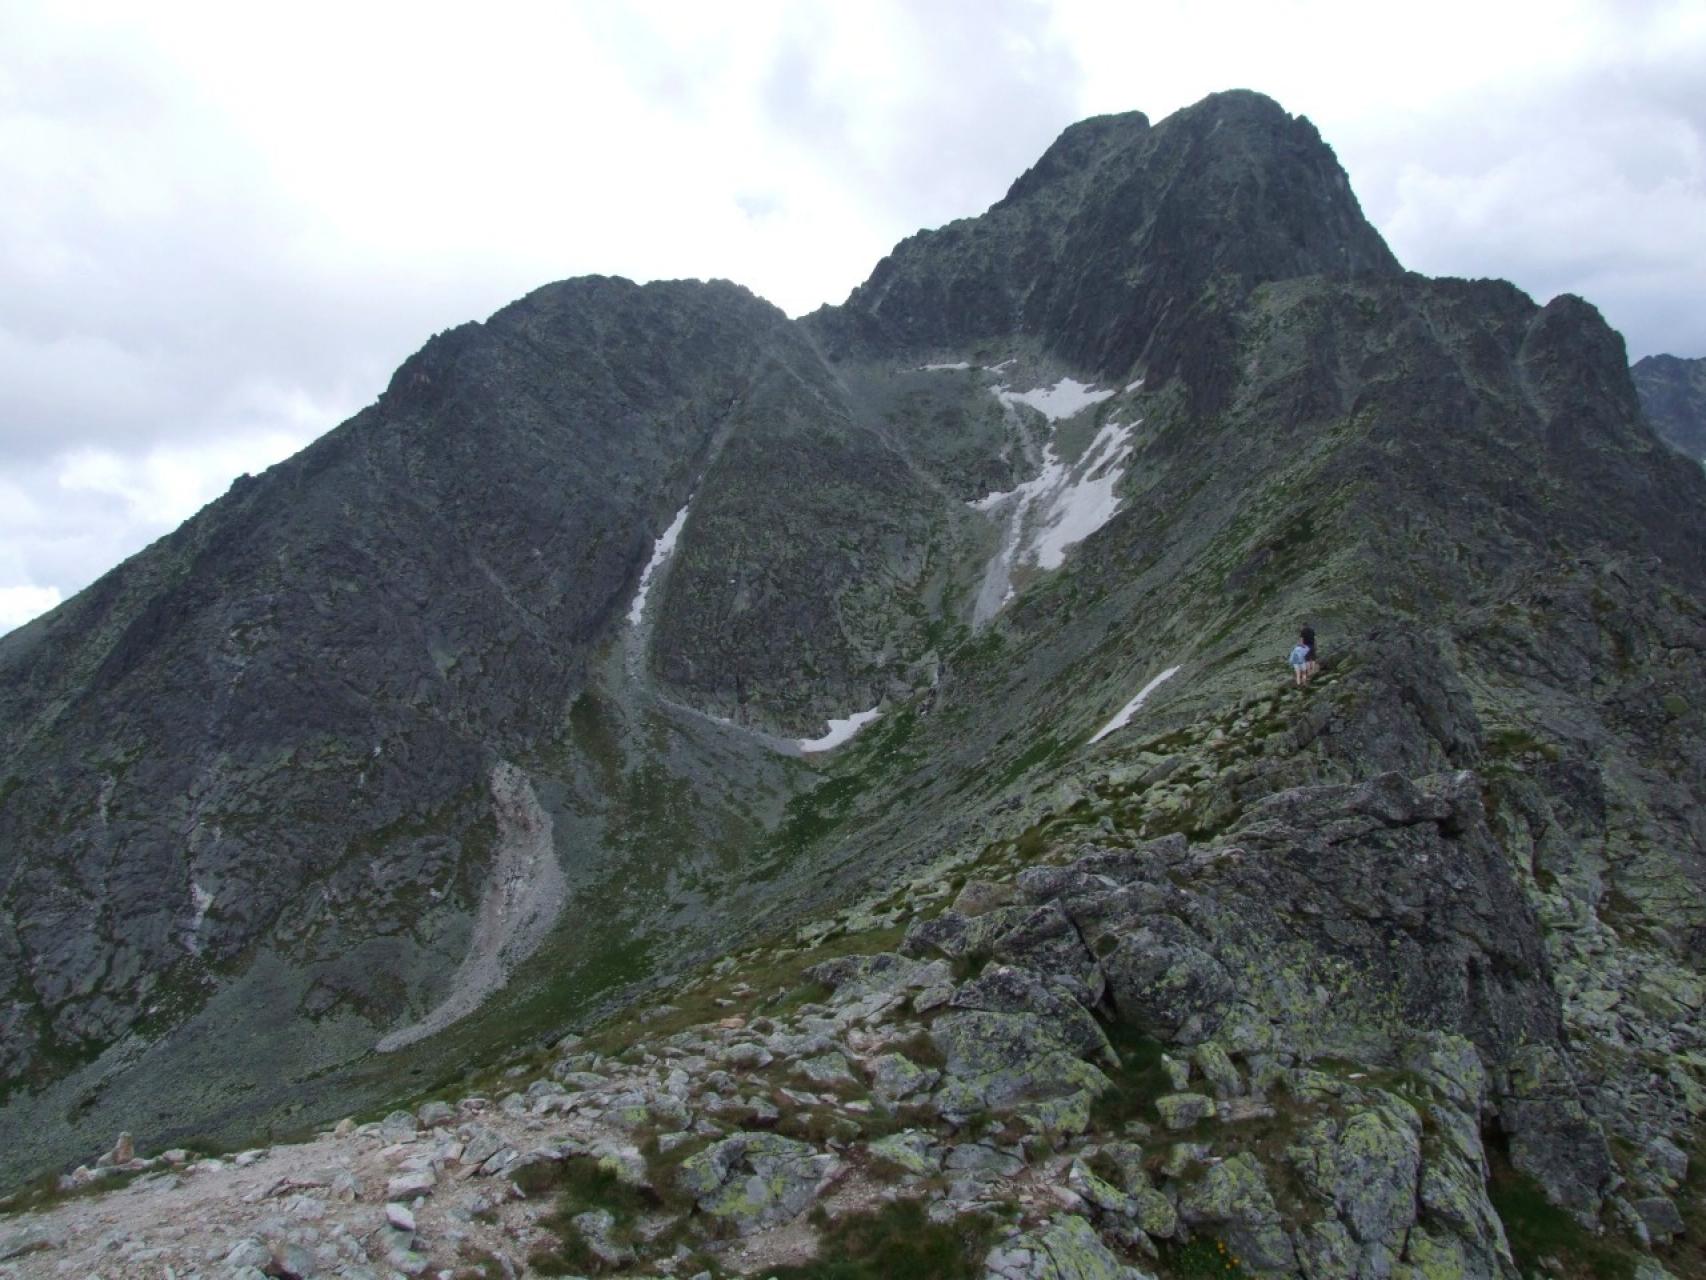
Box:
(0, 585), (61, 633)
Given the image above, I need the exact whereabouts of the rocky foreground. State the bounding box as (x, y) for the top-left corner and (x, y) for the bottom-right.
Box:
(4, 745), (1694, 1279)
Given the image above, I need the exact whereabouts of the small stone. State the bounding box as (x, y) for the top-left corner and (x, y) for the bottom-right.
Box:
(1160, 1055), (1192, 1091)
(377, 1110), (419, 1142)
(869, 1052), (940, 1108)
(725, 1042), (774, 1069)
(416, 1100), (456, 1128)
(1193, 1042), (1243, 1098)
(570, 1209), (635, 1268)
(867, 1130), (942, 1176)
(1155, 1093), (1215, 1129)
(386, 1203), (417, 1232)
(1633, 1196), (1685, 1243)
(386, 1170), (437, 1200)
(461, 1127), (504, 1169)
(275, 1241), (320, 1278)
(797, 1053), (858, 1087)
(1159, 1143), (1212, 1178)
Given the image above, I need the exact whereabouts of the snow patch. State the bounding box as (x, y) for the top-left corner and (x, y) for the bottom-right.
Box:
(627, 503), (691, 626)
(1090, 666), (1181, 744)
(969, 378), (1135, 622)
(798, 706), (881, 753)
(996, 377), (1115, 422)
(1125, 377), (1144, 392)
(1030, 420), (1138, 571)
(920, 361), (972, 371)
(184, 881), (215, 954)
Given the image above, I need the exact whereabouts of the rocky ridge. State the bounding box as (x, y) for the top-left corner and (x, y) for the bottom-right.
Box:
(4, 650), (1700, 1278)
(1632, 353), (1706, 461)
(0, 787), (1596, 1279)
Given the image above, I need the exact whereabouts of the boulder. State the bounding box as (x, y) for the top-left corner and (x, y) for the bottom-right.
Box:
(1154, 1093), (1215, 1130)
(983, 1214), (1152, 1279)
(1176, 1152), (1297, 1273)
(951, 965), (1115, 1062)
(1286, 1099), (1422, 1275)
(868, 1052), (940, 1108)
(675, 1131), (840, 1233)
(867, 1130), (942, 1176)
(928, 1011), (1110, 1121)
(376, 1110), (419, 1142)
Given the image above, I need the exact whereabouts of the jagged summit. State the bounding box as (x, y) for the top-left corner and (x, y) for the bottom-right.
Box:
(1, 91), (1703, 1280)
(809, 90), (1399, 406)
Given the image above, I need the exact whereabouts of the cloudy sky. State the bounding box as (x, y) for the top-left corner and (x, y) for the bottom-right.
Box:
(2, 0), (1702, 633)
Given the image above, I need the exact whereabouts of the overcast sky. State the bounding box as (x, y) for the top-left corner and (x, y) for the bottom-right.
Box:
(2, 0), (1703, 633)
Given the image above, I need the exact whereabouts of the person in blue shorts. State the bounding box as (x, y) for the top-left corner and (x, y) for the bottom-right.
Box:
(1289, 630), (1312, 687)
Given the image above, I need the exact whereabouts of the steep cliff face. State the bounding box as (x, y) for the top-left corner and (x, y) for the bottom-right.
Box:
(805, 91), (1400, 409)
(1, 90), (1702, 1275)
(1633, 351), (1706, 460)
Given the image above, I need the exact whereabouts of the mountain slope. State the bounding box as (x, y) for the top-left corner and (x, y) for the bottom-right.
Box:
(1, 89), (1703, 1278)
(1633, 351), (1706, 460)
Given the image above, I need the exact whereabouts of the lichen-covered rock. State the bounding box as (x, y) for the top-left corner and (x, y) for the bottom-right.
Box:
(929, 1011), (1111, 1121)
(676, 1131), (840, 1233)
(951, 964), (1115, 1062)
(1068, 1159), (1137, 1217)
(1294, 1218), (1358, 1279)
(1099, 922), (1233, 1042)
(868, 1052), (940, 1108)
(1176, 1152), (1297, 1273)
(1154, 1093), (1215, 1130)
(989, 903), (1107, 1006)
(1287, 1098), (1422, 1275)
(983, 1214), (1153, 1279)
(903, 910), (1023, 962)
(1193, 1042), (1242, 1098)
(797, 1052), (859, 1088)
(867, 1130), (942, 1175)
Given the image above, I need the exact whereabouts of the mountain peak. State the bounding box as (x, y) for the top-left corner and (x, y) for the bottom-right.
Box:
(810, 90), (1399, 409)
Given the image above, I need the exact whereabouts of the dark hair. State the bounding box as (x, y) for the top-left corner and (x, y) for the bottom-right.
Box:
(1300, 625), (1316, 660)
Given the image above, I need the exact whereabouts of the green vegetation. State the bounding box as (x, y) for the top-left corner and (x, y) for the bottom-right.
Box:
(0, 1163), (155, 1218)
(766, 1198), (995, 1280)
(582, 922), (906, 1053)
(1483, 727), (1561, 764)
(1088, 1021), (1171, 1131)
(1486, 1150), (1635, 1280)
(527, 1155), (695, 1275)
(1157, 1236), (1252, 1278)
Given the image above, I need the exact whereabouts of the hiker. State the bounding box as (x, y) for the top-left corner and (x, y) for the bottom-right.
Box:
(1301, 625), (1318, 682)
(1289, 633), (1311, 687)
